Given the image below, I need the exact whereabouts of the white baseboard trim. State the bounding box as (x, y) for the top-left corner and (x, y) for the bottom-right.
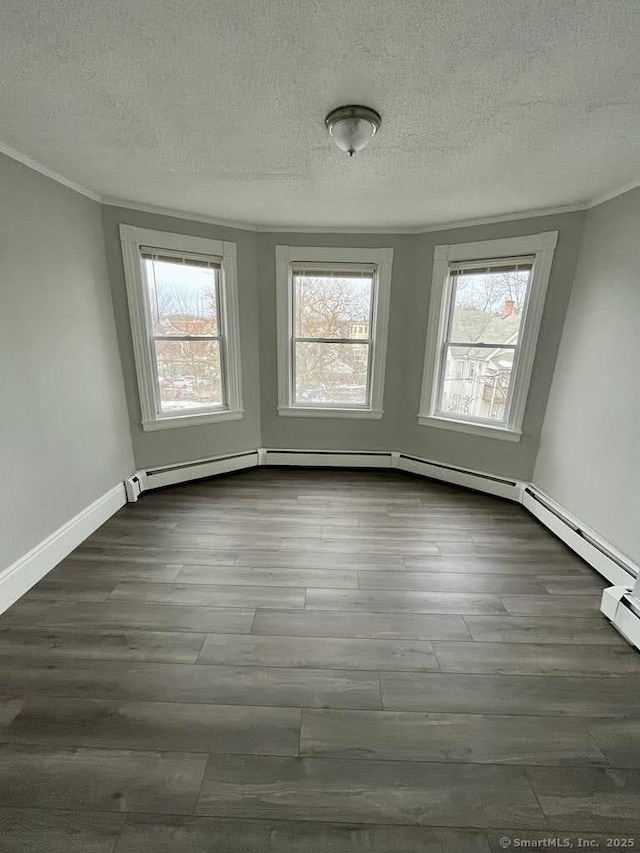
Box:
(0, 483), (126, 616)
(521, 485), (637, 587)
(143, 451), (259, 491)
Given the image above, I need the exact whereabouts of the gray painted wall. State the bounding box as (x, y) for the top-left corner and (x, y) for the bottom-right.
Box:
(534, 188), (640, 564)
(102, 203), (584, 479)
(259, 211), (585, 479)
(0, 154), (134, 570)
(101, 207), (262, 469)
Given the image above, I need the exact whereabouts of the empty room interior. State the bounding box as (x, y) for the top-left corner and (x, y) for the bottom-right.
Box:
(1, 1), (640, 850)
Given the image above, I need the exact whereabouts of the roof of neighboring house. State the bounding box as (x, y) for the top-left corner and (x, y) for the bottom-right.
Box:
(451, 309), (520, 359)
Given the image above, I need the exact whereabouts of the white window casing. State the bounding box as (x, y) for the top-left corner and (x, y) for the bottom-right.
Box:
(276, 245), (394, 419)
(119, 225), (243, 431)
(418, 231), (558, 441)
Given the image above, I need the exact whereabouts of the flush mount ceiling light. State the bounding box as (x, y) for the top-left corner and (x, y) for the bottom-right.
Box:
(325, 105), (381, 157)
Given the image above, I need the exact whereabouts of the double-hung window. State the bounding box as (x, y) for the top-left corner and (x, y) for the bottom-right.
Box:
(120, 226), (243, 430)
(276, 246), (393, 418)
(418, 232), (557, 440)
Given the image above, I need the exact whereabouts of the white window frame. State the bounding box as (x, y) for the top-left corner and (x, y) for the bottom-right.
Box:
(418, 231), (558, 442)
(275, 245), (393, 419)
(119, 225), (243, 431)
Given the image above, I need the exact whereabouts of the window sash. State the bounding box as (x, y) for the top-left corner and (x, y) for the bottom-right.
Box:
(435, 343), (517, 427)
(291, 268), (376, 343)
(444, 261), (532, 345)
(144, 253), (222, 338)
(151, 337), (227, 415)
(141, 254), (229, 417)
(434, 259), (534, 426)
(290, 264), (377, 408)
(291, 339), (373, 408)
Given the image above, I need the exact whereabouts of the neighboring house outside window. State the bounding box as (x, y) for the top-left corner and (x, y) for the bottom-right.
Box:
(119, 225), (243, 431)
(418, 232), (558, 441)
(276, 246), (393, 419)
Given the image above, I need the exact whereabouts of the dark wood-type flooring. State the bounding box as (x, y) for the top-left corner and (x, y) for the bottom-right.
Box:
(1, 467), (639, 852)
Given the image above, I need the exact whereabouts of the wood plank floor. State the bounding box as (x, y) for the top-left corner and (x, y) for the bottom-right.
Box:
(1, 467), (639, 852)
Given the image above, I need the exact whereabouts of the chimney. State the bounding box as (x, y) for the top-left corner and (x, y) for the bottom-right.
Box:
(501, 299), (515, 319)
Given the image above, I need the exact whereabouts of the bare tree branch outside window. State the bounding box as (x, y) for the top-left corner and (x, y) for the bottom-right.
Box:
(293, 270), (374, 406)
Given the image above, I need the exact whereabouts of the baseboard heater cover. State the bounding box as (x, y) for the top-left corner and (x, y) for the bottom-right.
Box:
(143, 450), (259, 491)
(260, 449), (394, 468)
(135, 448), (519, 497)
(397, 453), (520, 501)
(601, 586), (640, 651)
(522, 486), (637, 587)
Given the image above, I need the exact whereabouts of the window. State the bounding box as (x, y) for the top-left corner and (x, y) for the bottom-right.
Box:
(276, 246), (393, 418)
(119, 226), (243, 430)
(418, 232), (557, 441)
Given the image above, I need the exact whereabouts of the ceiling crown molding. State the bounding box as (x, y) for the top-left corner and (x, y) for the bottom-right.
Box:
(1, 138), (638, 233)
(102, 197), (259, 232)
(585, 179), (640, 209)
(0, 140), (102, 202)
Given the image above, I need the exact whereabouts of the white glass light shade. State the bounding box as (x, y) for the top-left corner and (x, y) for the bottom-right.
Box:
(325, 105), (381, 156)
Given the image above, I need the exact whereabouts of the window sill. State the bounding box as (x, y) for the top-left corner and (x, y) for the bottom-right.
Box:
(278, 406), (383, 420)
(417, 414), (522, 442)
(142, 409), (244, 431)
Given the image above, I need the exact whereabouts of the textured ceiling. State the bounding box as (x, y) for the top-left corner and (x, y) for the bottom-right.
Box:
(1, 0), (639, 228)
